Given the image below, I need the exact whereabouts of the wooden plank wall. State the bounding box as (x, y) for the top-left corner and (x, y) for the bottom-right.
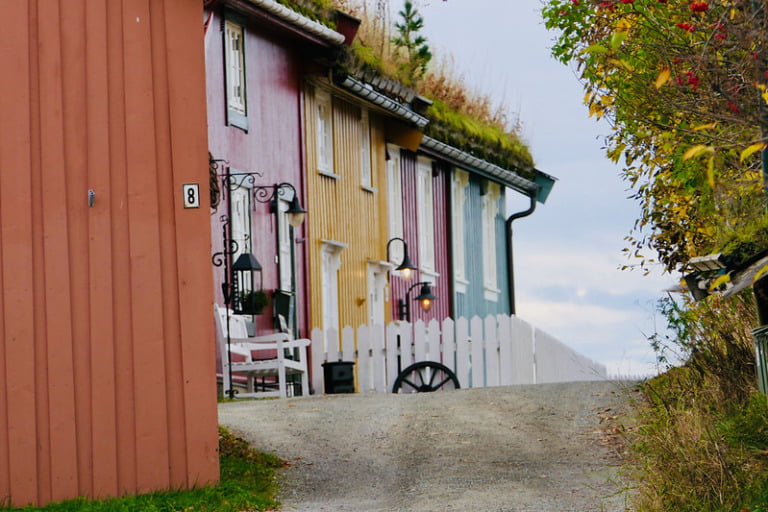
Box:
(455, 175), (510, 318)
(0, 0), (219, 506)
(390, 151), (451, 323)
(205, 8), (309, 338)
(304, 83), (389, 334)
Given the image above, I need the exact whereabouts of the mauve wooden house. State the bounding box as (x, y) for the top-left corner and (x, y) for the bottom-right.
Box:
(203, 0), (350, 388)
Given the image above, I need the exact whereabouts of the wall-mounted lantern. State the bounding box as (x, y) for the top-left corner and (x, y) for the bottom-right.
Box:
(398, 281), (438, 322)
(387, 237), (418, 280)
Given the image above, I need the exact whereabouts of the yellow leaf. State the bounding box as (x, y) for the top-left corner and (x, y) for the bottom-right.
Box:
(708, 273), (731, 292)
(707, 156), (715, 189)
(740, 142), (767, 162)
(683, 145), (715, 161)
(655, 68), (671, 89)
(692, 122), (717, 131)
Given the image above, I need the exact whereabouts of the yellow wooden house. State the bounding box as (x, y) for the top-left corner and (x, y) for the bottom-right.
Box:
(303, 75), (427, 340)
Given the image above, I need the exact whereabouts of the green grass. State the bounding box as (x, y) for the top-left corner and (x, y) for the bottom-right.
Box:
(6, 427), (283, 512)
(628, 293), (768, 511)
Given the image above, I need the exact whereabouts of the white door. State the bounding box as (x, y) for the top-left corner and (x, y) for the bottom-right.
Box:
(321, 243), (343, 347)
(367, 263), (386, 329)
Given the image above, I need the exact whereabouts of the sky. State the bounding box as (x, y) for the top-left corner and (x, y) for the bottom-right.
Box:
(414, 0), (679, 377)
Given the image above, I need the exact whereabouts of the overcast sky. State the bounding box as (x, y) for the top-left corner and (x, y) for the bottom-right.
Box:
(415, 0), (678, 377)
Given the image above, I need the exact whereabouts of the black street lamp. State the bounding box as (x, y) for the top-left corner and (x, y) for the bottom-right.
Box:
(386, 237), (418, 280)
(398, 281), (438, 322)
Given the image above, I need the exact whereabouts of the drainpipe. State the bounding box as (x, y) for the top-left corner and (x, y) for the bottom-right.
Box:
(506, 192), (537, 315)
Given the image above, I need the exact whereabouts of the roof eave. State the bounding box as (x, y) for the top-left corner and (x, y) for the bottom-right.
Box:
(419, 135), (540, 197)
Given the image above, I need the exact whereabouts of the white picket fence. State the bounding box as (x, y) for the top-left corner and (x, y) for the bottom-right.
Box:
(309, 315), (607, 394)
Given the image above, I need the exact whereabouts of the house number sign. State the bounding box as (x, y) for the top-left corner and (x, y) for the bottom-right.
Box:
(182, 184), (200, 209)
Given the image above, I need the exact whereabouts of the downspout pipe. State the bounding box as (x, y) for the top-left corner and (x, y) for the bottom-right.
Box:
(506, 192), (538, 315)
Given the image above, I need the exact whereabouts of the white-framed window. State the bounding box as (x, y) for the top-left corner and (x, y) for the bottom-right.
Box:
(276, 198), (294, 293)
(224, 18), (248, 130)
(417, 156), (435, 274)
(316, 89), (335, 176)
(229, 175), (253, 295)
(386, 144), (405, 265)
(451, 169), (470, 293)
(360, 109), (373, 190)
(481, 181), (501, 301)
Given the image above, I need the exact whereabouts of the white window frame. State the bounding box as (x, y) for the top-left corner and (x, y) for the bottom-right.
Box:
(386, 144), (405, 266)
(276, 197), (294, 293)
(452, 169), (470, 294)
(360, 108), (374, 191)
(316, 89), (336, 177)
(417, 156), (436, 276)
(224, 18), (248, 130)
(481, 181), (501, 302)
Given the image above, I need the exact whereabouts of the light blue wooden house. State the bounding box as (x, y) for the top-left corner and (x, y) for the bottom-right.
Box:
(418, 136), (555, 319)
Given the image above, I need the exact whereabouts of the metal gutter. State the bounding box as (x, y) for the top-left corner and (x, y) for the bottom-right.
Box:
(420, 136), (539, 196)
(242, 0), (345, 45)
(336, 76), (429, 128)
(505, 194), (537, 315)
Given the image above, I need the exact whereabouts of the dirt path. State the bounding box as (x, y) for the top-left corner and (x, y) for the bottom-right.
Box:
(218, 381), (636, 511)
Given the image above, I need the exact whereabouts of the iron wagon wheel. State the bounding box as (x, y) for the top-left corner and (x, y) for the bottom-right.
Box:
(392, 361), (460, 393)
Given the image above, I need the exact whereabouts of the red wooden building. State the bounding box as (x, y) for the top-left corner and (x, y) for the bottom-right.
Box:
(0, 0), (219, 507)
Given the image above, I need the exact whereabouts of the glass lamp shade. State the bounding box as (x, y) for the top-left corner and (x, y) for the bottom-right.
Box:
(414, 283), (437, 312)
(286, 196), (307, 227)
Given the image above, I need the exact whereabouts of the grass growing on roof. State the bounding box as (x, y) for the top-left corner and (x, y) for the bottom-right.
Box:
(334, 0), (535, 173)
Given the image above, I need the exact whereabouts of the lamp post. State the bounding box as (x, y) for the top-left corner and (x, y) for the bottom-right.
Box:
(386, 237), (417, 280)
(398, 281), (438, 322)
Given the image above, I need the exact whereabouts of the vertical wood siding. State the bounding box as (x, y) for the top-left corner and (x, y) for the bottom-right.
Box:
(0, 1), (218, 506)
(454, 175), (510, 318)
(305, 84), (389, 337)
(390, 151), (451, 323)
(206, 9), (309, 338)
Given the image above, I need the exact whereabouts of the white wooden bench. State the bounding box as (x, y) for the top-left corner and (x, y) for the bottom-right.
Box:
(215, 304), (310, 398)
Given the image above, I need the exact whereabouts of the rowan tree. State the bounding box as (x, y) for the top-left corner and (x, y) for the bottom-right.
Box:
(543, 0), (768, 272)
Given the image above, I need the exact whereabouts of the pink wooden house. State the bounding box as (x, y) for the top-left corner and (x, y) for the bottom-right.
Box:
(204, 0), (354, 395)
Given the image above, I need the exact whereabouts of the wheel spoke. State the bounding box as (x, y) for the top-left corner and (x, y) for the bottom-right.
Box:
(392, 362), (461, 393)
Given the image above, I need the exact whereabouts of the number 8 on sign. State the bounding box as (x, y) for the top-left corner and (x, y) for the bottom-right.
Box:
(183, 184), (200, 209)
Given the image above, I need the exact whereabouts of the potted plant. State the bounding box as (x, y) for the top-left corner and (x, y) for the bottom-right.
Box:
(237, 289), (269, 315)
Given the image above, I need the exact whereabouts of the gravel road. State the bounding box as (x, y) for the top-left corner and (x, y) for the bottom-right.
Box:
(218, 381), (636, 512)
